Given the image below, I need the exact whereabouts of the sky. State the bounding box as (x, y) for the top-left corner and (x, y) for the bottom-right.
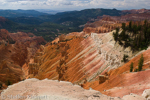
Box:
(0, 0), (150, 11)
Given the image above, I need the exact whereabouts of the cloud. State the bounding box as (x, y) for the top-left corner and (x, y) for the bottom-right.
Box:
(88, 0), (150, 9)
(5, 0), (40, 1)
(0, 0), (149, 10)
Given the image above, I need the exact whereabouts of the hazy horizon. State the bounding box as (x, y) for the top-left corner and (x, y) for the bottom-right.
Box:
(0, 0), (149, 11)
(0, 8), (149, 12)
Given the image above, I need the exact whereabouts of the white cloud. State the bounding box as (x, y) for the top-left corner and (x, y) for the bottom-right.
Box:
(0, 0), (149, 10)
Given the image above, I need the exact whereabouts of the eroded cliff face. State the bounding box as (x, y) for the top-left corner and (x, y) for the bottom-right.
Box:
(27, 29), (135, 87)
(26, 25), (150, 98)
(83, 11), (150, 34)
(122, 9), (150, 14)
(83, 17), (121, 34)
(77, 16), (150, 98)
(6, 10), (150, 98)
(82, 47), (150, 98)
(0, 29), (46, 89)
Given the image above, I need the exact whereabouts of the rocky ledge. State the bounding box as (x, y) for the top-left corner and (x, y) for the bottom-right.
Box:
(0, 78), (149, 100)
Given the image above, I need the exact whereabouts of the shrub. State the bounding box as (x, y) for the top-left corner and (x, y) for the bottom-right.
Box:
(123, 54), (128, 62)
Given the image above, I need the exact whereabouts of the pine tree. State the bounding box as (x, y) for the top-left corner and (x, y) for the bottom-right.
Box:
(147, 28), (150, 41)
(129, 21), (132, 31)
(122, 23), (126, 30)
(120, 30), (126, 41)
(138, 54), (144, 71)
(113, 32), (118, 42)
(123, 54), (128, 62)
(144, 20), (147, 26)
(130, 62), (133, 72)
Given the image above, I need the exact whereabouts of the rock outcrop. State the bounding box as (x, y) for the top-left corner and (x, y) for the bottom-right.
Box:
(0, 78), (147, 100)
(99, 75), (108, 84)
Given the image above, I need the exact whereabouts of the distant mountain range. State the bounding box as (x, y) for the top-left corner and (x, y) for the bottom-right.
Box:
(35, 9), (61, 14)
(0, 8), (149, 41)
(0, 9), (48, 17)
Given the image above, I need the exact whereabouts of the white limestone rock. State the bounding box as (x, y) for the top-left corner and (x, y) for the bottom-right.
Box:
(142, 89), (150, 98)
(122, 94), (146, 100)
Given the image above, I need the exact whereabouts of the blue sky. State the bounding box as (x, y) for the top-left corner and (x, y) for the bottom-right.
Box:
(0, 0), (150, 11)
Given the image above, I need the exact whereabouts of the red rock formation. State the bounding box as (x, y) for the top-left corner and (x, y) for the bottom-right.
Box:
(83, 11), (150, 34)
(0, 29), (46, 87)
(28, 30), (132, 88)
(27, 21), (150, 98)
(83, 48), (150, 98)
(0, 17), (7, 22)
(122, 9), (150, 14)
(99, 75), (108, 84)
(22, 10), (150, 98)
(83, 16), (121, 34)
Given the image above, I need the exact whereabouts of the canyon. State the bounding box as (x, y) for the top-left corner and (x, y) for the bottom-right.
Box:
(0, 29), (46, 90)
(1, 8), (150, 100)
(26, 30), (150, 98)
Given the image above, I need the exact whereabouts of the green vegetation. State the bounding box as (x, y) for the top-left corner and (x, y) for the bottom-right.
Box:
(130, 62), (134, 72)
(113, 28), (119, 42)
(113, 20), (150, 51)
(122, 54), (128, 62)
(0, 8), (127, 42)
(133, 54), (144, 72)
(0, 9), (48, 17)
(138, 54), (144, 71)
(40, 8), (122, 24)
(3, 22), (82, 42)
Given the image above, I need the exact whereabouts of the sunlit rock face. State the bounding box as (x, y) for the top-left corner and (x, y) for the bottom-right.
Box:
(30, 29), (150, 98)
(27, 30), (134, 86)
(83, 47), (150, 98)
(0, 78), (147, 100)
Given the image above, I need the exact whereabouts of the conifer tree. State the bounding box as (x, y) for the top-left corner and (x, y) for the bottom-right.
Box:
(130, 62), (133, 72)
(138, 54), (144, 71)
(129, 21), (132, 31)
(122, 23), (126, 30)
(123, 54), (128, 62)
